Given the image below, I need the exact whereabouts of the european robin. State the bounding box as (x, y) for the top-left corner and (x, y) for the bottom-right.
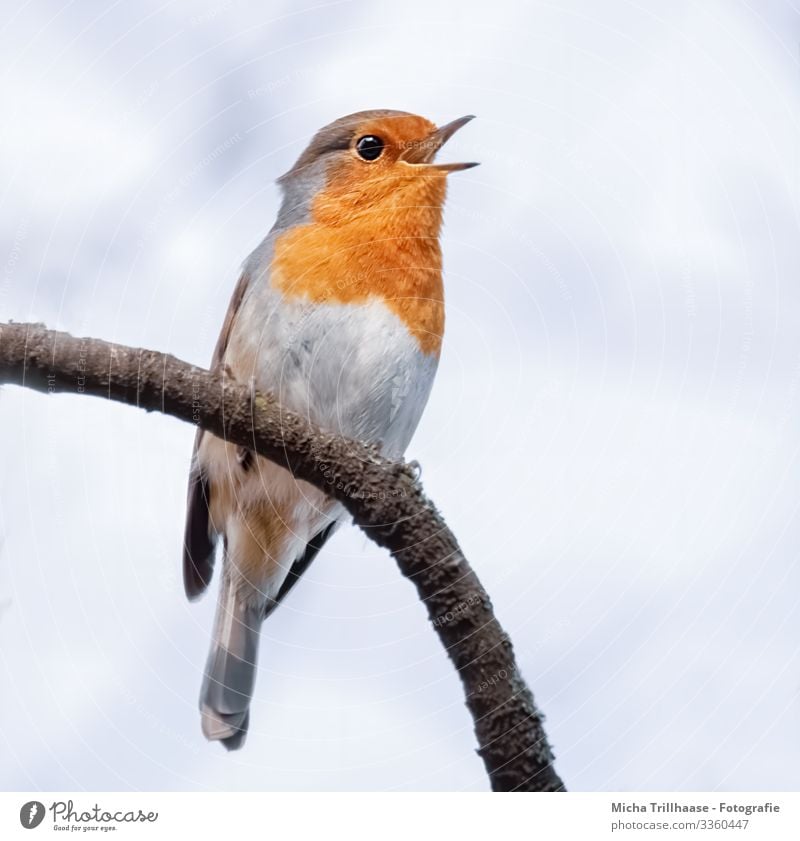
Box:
(183, 109), (477, 749)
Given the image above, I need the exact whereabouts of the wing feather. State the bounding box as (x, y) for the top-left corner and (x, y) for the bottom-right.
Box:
(182, 269), (251, 600)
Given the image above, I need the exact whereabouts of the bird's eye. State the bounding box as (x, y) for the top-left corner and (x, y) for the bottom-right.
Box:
(355, 135), (385, 161)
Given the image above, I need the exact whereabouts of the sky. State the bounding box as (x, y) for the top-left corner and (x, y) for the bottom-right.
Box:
(0, 0), (799, 791)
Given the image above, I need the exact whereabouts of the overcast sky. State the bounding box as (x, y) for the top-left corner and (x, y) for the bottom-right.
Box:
(1, 0), (799, 791)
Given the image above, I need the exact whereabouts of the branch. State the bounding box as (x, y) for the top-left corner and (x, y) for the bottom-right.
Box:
(0, 321), (565, 792)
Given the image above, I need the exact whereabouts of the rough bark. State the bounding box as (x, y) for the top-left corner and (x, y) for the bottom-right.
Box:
(0, 321), (565, 792)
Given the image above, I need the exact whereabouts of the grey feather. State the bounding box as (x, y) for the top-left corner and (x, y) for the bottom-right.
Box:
(199, 573), (263, 750)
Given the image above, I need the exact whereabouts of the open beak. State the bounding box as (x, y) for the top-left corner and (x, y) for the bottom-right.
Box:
(401, 115), (479, 172)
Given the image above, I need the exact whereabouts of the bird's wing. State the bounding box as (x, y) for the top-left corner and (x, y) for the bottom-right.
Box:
(182, 269), (251, 600)
(182, 433), (216, 600)
(210, 267), (252, 370)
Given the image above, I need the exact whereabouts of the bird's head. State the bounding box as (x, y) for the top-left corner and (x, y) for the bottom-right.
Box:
(277, 110), (477, 228)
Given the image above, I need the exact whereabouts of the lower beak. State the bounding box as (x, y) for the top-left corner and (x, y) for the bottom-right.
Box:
(401, 115), (479, 172)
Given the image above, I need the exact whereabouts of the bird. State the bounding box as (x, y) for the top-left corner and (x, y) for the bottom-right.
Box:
(182, 109), (477, 750)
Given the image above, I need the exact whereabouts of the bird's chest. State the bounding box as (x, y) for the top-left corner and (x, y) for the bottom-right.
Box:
(228, 289), (438, 456)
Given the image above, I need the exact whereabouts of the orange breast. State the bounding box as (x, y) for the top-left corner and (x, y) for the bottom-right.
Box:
(271, 173), (447, 357)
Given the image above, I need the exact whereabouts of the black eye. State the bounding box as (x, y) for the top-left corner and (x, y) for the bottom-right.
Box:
(355, 135), (384, 161)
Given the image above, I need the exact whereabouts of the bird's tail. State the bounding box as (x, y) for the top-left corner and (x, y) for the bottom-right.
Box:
(199, 571), (263, 751)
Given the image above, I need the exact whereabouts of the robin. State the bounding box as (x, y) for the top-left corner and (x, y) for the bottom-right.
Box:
(183, 109), (477, 749)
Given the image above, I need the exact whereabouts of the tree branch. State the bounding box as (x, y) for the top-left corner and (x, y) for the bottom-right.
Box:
(0, 321), (565, 792)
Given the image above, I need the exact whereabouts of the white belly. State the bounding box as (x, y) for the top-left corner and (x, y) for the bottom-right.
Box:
(227, 288), (439, 458)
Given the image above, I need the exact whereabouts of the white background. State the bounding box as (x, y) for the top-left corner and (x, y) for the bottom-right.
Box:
(0, 0), (799, 791)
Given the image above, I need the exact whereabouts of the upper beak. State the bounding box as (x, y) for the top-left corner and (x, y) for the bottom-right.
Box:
(401, 115), (479, 172)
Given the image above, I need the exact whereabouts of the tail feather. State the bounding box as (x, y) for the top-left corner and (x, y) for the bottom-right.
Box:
(200, 574), (263, 751)
(200, 708), (250, 751)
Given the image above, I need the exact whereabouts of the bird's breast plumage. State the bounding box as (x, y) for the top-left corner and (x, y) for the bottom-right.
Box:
(226, 187), (446, 454)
